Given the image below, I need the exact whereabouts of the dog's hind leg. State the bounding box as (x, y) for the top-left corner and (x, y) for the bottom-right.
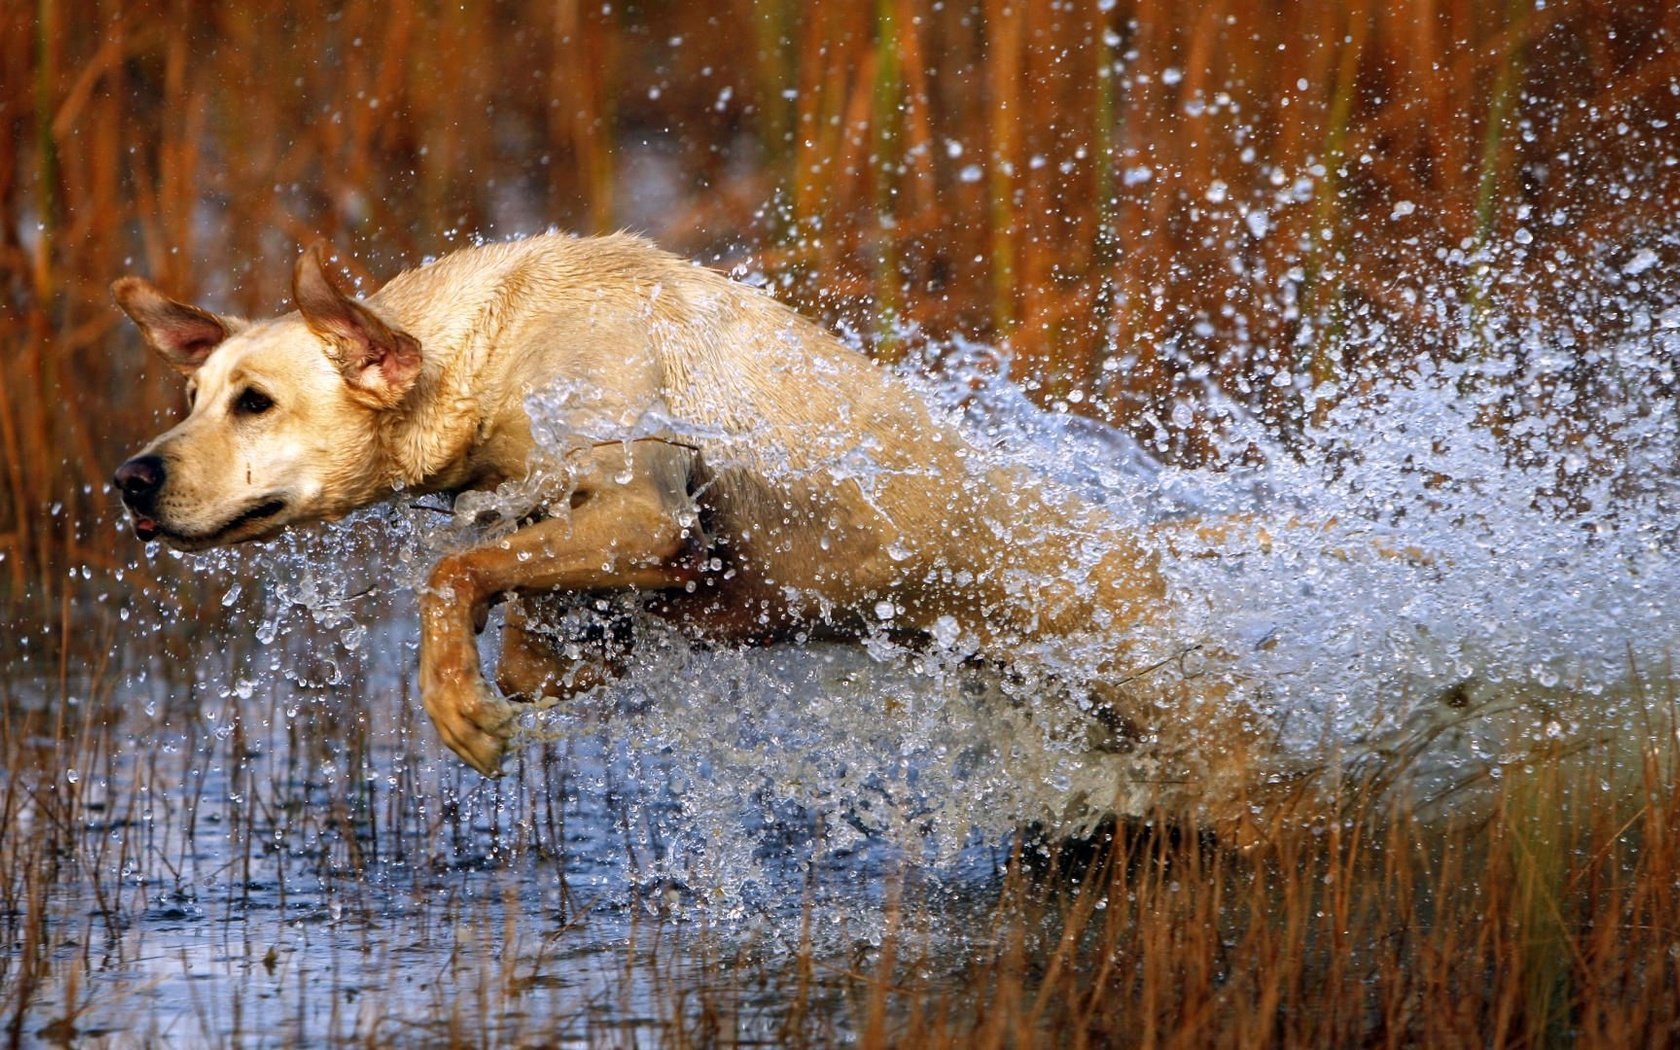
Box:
(419, 440), (703, 776)
(494, 604), (626, 704)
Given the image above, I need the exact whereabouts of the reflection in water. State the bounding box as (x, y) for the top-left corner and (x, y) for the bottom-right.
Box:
(10, 615), (1016, 1044)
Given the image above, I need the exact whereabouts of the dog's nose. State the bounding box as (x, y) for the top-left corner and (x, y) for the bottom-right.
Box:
(113, 455), (166, 502)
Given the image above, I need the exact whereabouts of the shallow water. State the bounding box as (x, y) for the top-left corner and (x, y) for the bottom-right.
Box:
(5, 609), (1024, 1045)
(7, 256), (1680, 1044)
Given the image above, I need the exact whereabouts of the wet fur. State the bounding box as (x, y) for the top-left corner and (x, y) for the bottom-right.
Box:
(113, 234), (1249, 810)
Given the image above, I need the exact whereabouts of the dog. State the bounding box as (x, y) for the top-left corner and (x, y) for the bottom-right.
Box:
(113, 234), (1259, 807)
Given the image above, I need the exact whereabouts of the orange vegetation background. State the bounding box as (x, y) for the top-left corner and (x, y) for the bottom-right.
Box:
(2, 0), (1677, 596)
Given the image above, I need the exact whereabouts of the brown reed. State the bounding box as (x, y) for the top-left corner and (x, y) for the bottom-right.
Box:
(3, 1), (1677, 595)
(2, 497), (1678, 1041)
(1, 18), (1677, 1038)
(831, 728), (1680, 1049)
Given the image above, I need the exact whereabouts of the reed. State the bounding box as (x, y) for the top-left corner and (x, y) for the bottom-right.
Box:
(2, 8), (1679, 1036)
(858, 730), (1680, 1048)
(3, 562), (1679, 1043)
(2, 1), (1676, 589)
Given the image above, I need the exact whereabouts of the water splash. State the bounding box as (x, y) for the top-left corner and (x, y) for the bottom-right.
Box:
(1154, 331), (1679, 806)
(156, 260), (1680, 903)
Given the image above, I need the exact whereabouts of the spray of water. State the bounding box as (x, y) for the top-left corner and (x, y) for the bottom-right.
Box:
(159, 247), (1680, 909)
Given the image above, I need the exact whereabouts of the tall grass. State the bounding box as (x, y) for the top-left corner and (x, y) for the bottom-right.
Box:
(2, 1), (1677, 596)
(2, 7), (1678, 1039)
(925, 753), (1680, 1048)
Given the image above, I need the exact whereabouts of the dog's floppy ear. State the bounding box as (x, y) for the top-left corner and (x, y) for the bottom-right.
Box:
(293, 243), (422, 409)
(111, 277), (234, 375)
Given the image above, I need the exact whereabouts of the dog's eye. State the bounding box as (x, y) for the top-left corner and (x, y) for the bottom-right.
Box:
(233, 388), (275, 416)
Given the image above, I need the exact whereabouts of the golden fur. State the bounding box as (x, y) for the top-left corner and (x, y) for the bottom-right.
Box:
(114, 235), (1211, 792)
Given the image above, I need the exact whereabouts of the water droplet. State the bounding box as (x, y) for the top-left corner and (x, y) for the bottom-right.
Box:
(1623, 248), (1659, 275)
(931, 615), (961, 648)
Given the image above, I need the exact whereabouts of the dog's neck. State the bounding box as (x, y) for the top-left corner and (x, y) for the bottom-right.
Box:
(365, 259), (533, 496)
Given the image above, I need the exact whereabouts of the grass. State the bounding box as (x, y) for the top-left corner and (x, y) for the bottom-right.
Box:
(4, 604), (1679, 1045)
(4, 1), (1678, 589)
(3, 2), (1680, 1045)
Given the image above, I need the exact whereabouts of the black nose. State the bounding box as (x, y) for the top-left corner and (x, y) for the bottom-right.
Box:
(113, 455), (166, 503)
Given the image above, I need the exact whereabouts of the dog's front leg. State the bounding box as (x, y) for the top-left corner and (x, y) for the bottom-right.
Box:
(418, 442), (702, 775)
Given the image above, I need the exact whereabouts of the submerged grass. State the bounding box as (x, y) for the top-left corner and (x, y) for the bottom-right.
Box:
(5, 612), (1680, 1045)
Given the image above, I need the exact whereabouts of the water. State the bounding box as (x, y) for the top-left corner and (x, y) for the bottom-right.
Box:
(8, 616), (1019, 1044)
(8, 250), (1680, 1044)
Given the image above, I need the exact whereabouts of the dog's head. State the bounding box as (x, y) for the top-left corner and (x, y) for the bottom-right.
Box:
(111, 246), (422, 550)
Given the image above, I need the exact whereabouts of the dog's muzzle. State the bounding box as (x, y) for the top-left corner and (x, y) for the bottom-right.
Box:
(113, 454), (166, 541)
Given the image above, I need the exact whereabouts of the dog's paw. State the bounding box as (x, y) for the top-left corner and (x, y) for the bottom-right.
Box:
(420, 670), (517, 777)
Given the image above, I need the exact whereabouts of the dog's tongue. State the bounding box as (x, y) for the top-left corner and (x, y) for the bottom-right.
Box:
(133, 516), (159, 541)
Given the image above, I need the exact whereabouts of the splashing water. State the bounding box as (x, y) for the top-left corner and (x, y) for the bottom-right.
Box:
(165, 271), (1680, 904)
(32, 240), (1673, 1044)
(1153, 336), (1679, 808)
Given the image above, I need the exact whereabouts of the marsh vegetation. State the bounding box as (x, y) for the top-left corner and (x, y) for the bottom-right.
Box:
(4, 2), (1680, 1045)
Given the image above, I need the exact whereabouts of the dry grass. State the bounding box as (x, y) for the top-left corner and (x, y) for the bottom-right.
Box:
(4, 3), (1680, 1046)
(3, 1), (1678, 593)
(860, 747), (1680, 1048)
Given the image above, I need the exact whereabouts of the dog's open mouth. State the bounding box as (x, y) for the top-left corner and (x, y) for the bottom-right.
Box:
(135, 498), (288, 547)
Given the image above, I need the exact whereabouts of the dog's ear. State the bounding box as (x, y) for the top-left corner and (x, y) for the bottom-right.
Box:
(111, 277), (234, 375)
(293, 243), (422, 410)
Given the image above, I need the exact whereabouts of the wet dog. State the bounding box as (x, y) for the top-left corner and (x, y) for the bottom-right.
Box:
(113, 235), (1207, 786)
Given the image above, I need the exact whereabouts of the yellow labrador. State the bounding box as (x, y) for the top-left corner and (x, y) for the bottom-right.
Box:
(113, 235), (1214, 787)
